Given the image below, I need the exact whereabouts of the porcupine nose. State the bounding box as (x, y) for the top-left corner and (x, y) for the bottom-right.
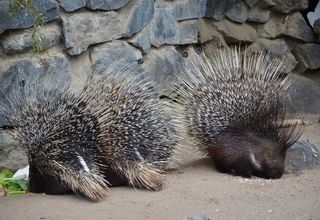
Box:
(261, 159), (284, 179)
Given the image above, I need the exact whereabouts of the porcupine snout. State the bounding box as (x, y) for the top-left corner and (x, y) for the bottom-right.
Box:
(210, 131), (286, 179)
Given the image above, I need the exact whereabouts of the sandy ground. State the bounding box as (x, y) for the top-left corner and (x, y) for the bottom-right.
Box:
(0, 115), (319, 220)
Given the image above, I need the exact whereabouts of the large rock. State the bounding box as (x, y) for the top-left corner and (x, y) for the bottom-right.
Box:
(257, 14), (285, 38)
(90, 40), (142, 71)
(197, 19), (228, 45)
(0, 130), (28, 170)
(129, 7), (198, 51)
(287, 75), (320, 114)
(149, 8), (180, 47)
(248, 38), (297, 73)
(182, 215), (212, 220)
(0, 0), (59, 34)
(0, 23), (61, 54)
(148, 8), (198, 48)
(292, 43), (320, 70)
(205, 0), (235, 20)
(247, 6), (271, 23)
(86, 0), (129, 10)
(57, 0), (86, 12)
(211, 19), (257, 43)
(243, 0), (258, 7)
(283, 12), (316, 43)
(255, 0), (276, 8)
(271, 0), (308, 13)
(156, 0), (206, 21)
(314, 19), (320, 42)
(247, 38), (288, 56)
(285, 140), (320, 174)
(314, 19), (320, 36)
(143, 46), (184, 93)
(61, 0), (153, 55)
(177, 20), (198, 45)
(119, 0), (154, 37)
(0, 53), (70, 112)
(226, 0), (249, 23)
(61, 11), (123, 55)
(128, 25), (151, 54)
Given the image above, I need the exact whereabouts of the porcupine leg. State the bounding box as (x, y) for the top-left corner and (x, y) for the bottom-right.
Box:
(126, 161), (164, 191)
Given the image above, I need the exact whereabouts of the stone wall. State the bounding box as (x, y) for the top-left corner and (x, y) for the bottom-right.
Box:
(0, 0), (320, 170)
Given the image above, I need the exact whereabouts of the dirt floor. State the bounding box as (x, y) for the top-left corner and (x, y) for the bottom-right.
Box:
(0, 114), (319, 220)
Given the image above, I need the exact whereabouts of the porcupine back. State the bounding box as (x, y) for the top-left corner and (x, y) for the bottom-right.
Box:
(0, 62), (186, 201)
(176, 47), (302, 179)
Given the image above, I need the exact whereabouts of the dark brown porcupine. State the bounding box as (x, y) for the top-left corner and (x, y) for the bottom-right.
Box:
(0, 62), (185, 201)
(176, 47), (302, 179)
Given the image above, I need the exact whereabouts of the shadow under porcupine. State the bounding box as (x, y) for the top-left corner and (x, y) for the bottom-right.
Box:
(0, 62), (186, 201)
(175, 47), (302, 179)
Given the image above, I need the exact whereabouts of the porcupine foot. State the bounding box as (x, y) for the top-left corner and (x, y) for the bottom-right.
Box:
(126, 161), (164, 191)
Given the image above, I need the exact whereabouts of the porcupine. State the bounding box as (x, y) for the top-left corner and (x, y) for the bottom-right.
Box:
(176, 47), (302, 179)
(0, 62), (185, 201)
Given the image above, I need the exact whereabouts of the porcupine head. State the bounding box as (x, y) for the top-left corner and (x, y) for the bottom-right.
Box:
(177, 46), (302, 179)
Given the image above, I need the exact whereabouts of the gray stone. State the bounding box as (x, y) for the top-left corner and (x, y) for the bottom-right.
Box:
(287, 75), (320, 114)
(255, 0), (276, 8)
(282, 52), (298, 74)
(0, 23), (61, 54)
(247, 6), (271, 23)
(271, 0), (308, 13)
(205, 0), (235, 20)
(292, 43), (320, 70)
(86, 0), (129, 11)
(182, 215), (212, 220)
(120, 0), (154, 37)
(0, 53), (70, 110)
(157, 0), (206, 21)
(143, 46), (184, 93)
(91, 40), (142, 71)
(57, 0), (86, 12)
(177, 20), (198, 45)
(0, 0), (59, 34)
(197, 19), (227, 45)
(0, 116), (6, 127)
(285, 140), (320, 174)
(149, 8), (180, 47)
(211, 19), (257, 43)
(226, 0), (249, 23)
(202, 41), (228, 55)
(314, 19), (320, 36)
(148, 7), (198, 48)
(314, 19), (320, 42)
(247, 38), (297, 73)
(248, 38), (289, 55)
(128, 25), (151, 54)
(283, 12), (316, 43)
(244, 0), (258, 7)
(0, 130), (27, 170)
(61, 11), (122, 55)
(174, 0), (206, 20)
(257, 14), (285, 38)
